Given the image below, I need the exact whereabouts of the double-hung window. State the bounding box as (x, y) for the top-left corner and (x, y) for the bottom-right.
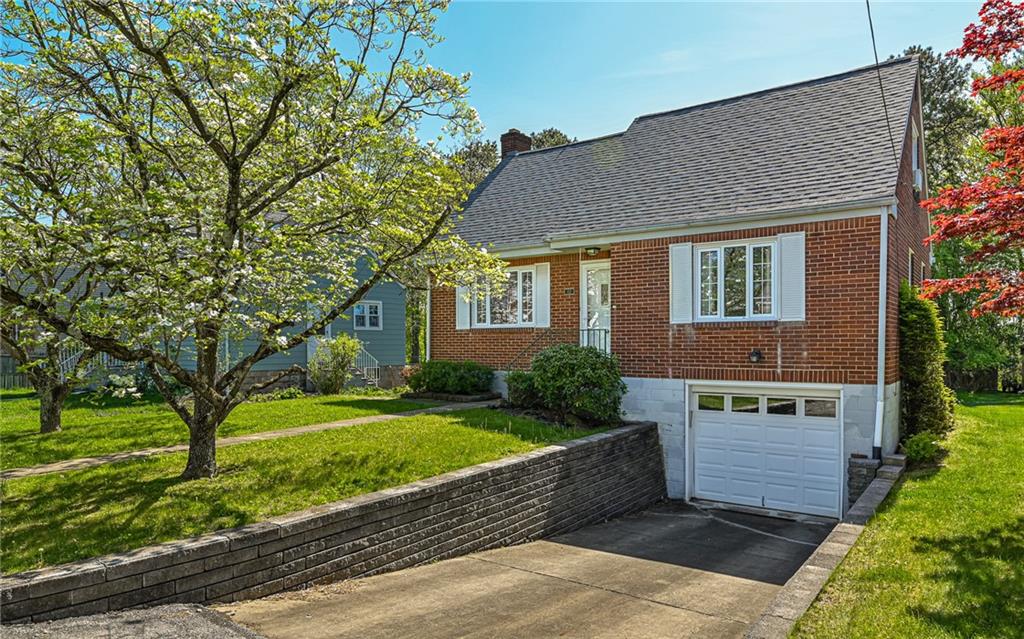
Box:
(696, 242), (776, 320)
(353, 301), (382, 330)
(473, 268), (535, 327)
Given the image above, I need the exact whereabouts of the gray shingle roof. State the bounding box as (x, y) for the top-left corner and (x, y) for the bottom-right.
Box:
(457, 57), (919, 248)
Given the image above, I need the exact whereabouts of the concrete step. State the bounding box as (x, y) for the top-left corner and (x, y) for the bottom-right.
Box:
(882, 453), (907, 468)
(876, 464), (904, 481)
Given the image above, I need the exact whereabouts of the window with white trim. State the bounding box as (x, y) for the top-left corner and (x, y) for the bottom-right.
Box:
(353, 301), (382, 330)
(473, 268), (535, 327)
(696, 242), (776, 320)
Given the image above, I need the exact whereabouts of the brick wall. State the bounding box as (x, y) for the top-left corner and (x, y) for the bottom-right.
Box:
(0, 424), (665, 624)
(433, 219), (885, 385)
(612, 217), (882, 384)
(430, 251), (609, 369)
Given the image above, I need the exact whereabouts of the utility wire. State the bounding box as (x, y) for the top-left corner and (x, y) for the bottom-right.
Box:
(866, 0), (900, 170)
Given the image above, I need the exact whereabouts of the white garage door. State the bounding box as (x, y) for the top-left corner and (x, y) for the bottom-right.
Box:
(691, 391), (841, 518)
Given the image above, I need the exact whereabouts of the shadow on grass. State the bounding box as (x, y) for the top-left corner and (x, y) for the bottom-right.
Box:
(909, 516), (1024, 638)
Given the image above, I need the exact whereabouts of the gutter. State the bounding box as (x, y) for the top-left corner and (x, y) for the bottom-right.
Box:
(478, 196), (896, 258)
(873, 202), (897, 458)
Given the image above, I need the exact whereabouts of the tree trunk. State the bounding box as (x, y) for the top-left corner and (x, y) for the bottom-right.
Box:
(38, 382), (69, 434)
(180, 322), (223, 479)
(27, 370), (70, 434)
(180, 414), (218, 479)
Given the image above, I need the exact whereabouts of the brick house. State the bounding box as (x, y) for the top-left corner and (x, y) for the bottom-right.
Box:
(428, 57), (929, 518)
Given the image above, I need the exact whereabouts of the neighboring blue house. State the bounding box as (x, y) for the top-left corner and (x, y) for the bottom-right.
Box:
(182, 262), (407, 390)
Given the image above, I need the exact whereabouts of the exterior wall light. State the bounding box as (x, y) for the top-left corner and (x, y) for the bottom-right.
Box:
(748, 349), (764, 364)
(584, 247), (601, 257)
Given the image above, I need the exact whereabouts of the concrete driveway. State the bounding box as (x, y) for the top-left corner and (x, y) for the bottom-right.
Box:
(221, 502), (833, 639)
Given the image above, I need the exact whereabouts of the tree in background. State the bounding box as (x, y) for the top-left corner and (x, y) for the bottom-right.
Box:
(923, 0), (1024, 318)
(895, 46), (984, 190)
(1, 0), (504, 478)
(898, 45), (1012, 388)
(0, 318), (96, 433)
(529, 127), (575, 149)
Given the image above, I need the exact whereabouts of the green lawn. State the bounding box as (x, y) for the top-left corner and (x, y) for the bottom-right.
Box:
(0, 408), (601, 574)
(0, 389), (432, 470)
(794, 392), (1024, 639)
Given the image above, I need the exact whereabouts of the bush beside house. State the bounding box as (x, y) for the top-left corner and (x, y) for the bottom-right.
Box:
(899, 281), (957, 459)
(308, 335), (362, 394)
(509, 344), (626, 426)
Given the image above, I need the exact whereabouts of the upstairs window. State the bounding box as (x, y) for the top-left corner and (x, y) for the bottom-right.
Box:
(473, 268), (535, 327)
(696, 242), (775, 320)
(354, 301), (382, 330)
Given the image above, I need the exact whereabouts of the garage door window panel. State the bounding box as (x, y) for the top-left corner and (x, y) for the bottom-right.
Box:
(804, 399), (837, 418)
(730, 395), (761, 413)
(767, 397), (798, 415)
(697, 394), (725, 411)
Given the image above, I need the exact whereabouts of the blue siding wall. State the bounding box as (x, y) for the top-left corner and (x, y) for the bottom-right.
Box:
(176, 263), (406, 372)
(328, 262), (406, 367)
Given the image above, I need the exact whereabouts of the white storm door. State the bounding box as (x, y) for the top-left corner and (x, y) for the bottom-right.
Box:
(580, 261), (611, 352)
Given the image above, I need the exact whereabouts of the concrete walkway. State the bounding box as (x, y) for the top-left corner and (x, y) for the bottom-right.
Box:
(221, 502), (833, 639)
(1, 401), (496, 480)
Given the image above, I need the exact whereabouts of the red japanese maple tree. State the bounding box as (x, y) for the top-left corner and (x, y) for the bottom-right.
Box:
(923, 0), (1024, 316)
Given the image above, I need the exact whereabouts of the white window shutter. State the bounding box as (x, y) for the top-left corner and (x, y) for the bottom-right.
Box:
(534, 263), (551, 327)
(669, 243), (693, 324)
(778, 232), (806, 321)
(455, 286), (471, 330)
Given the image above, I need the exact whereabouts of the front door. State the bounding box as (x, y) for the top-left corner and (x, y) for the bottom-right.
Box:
(581, 261), (611, 352)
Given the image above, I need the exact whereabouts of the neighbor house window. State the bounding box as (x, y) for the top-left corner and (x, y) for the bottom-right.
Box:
(697, 242), (775, 320)
(353, 301), (382, 330)
(473, 268), (535, 327)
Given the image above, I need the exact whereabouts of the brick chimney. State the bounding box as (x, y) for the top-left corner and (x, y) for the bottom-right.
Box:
(500, 129), (532, 158)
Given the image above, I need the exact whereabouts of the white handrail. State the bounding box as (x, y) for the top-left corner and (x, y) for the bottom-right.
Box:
(354, 347), (380, 387)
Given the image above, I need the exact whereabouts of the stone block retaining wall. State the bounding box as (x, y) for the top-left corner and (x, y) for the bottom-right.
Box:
(1, 423), (664, 623)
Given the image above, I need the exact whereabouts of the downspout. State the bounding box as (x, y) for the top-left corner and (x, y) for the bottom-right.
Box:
(873, 204), (893, 459)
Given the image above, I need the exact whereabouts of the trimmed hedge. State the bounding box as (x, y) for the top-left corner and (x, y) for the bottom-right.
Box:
(408, 360), (493, 395)
(899, 281), (957, 439)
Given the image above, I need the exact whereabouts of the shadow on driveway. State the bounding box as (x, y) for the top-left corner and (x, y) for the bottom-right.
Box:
(222, 501), (833, 639)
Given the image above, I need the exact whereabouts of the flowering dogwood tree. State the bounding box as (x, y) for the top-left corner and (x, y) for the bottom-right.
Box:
(923, 0), (1024, 316)
(0, 0), (503, 478)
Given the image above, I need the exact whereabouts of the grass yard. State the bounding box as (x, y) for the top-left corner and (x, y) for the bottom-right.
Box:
(0, 408), (603, 574)
(794, 392), (1024, 639)
(0, 388), (433, 470)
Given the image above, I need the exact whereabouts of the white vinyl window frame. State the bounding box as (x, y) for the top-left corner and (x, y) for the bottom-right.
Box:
(694, 240), (778, 322)
(353, 300), (383, 331)
(471, 266), (537, 328)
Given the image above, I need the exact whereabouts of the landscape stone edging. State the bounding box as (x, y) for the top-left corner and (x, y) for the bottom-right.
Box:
(0, 422), (665, 624)
(745, 467), (905, 639)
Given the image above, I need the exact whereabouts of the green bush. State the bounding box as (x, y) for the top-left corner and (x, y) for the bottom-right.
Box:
(248, 386), (305, 402)
(899, 281), (957, 439)
(307, 334), (362, 395)
(530, 344), (626, 425)
(408, 360), (493, 395)
(901, 430), (941, 465)
(505, 370), (542, 408)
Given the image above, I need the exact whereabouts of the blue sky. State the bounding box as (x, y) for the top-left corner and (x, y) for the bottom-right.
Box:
(425, 1), (981, 144)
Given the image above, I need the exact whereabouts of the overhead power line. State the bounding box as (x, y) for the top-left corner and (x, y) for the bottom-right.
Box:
(865, 0), (900, 170)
